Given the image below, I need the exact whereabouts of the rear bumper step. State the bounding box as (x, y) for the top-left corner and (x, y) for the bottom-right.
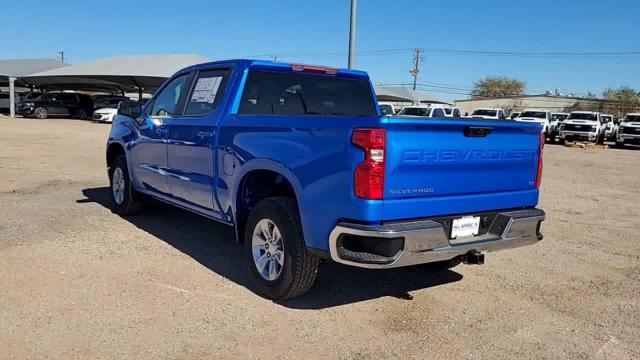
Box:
(328, 208), (545, 269)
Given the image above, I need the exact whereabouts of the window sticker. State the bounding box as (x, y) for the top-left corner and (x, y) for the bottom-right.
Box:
(191, 76), (223, 104)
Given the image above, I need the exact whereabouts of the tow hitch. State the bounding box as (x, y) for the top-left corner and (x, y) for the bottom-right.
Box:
(462, 251), (485, 265)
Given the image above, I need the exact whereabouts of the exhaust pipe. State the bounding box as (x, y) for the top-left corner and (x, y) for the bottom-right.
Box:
(462, 251), (485, 265)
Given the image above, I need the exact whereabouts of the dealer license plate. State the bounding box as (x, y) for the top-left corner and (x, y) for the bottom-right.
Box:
(451, 216), (480, 238)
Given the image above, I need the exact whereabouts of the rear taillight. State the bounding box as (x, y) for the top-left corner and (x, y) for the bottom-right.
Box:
(536, 131), (544, 188)
(352, 128), (386, 200)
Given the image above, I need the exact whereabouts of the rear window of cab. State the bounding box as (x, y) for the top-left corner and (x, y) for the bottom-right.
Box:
(238, 70), (377, 117)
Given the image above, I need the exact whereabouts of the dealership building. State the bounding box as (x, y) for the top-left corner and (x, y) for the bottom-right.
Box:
(455, 94), (593, 115)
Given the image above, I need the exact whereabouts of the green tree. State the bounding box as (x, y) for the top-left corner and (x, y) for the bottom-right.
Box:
(472, 76), (526, 99)
(602, 86), (640, 118)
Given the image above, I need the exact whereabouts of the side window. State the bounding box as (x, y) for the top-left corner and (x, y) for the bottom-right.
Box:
(184, 69), (230, 116)
(453, 108), (461, 117)
(432, 108), (445, 118)
(150, 73), (192, 117)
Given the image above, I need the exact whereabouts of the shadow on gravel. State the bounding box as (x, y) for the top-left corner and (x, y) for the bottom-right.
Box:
(78, 187), (463, 309)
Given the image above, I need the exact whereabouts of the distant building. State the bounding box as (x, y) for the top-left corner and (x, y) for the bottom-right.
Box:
(455, 94), (595, 115)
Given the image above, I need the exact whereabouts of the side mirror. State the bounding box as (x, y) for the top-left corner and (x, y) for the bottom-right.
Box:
(117, 100), (142, 119)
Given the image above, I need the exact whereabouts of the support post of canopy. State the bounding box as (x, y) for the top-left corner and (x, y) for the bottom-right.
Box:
(9, 77), (16, 118)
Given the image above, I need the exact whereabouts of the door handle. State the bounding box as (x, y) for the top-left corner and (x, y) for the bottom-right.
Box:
(156, 128), (168, 136)
(197, 131), (213, 138)
(464, 126), (493, 137)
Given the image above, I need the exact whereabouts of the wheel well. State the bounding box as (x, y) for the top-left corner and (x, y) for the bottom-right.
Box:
(235, 170), (298, 243)
(106, 143), (125, 169)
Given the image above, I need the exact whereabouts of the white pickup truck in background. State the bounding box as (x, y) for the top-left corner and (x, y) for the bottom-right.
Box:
(547, 112), (569, 143)
(470, 107), (506, 120)
(560, 111), (605, 144)
(600, 114), (617, 141)
(616, 113), (640, 147)
(515, 109), (551, 136)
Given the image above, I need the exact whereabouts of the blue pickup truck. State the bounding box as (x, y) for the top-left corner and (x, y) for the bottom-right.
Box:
(106, 59), (545, 299)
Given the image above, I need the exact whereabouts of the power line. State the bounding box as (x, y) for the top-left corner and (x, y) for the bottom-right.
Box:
(242, 47), (640, 59)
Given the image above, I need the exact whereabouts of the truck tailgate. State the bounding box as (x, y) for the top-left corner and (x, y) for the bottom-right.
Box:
(382, 117), (542, 220)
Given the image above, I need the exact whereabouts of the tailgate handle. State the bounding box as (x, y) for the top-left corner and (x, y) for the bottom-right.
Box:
(464, 126), (493, 137)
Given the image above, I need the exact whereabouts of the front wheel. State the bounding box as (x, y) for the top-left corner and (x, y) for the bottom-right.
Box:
(108, 155), (144, 215)
(34, 107), (48, 119)
(244, 197), (319, 300)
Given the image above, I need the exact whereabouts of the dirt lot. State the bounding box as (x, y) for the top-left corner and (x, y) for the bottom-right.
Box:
(0, 116), (639, 359)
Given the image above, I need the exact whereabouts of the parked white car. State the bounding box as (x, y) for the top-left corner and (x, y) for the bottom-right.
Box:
(378, 102), (396, 116)
(470, 108), (506, 120)
(92, 107), (118, 123)
(559, 111), (604, 144)
(515, 109), (551, 134)
(397, 105), (448, 118)
(442, 106), (461, 117)
(616, 113), (640, 147)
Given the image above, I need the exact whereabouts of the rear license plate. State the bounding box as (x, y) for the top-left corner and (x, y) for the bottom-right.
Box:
(451, 216), (480, 238)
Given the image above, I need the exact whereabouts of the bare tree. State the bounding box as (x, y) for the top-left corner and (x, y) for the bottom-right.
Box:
(472, 76), (526, 99)
(602, 86), (640, 118)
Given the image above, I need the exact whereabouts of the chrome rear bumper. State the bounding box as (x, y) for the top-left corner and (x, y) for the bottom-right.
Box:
(328, 209), (545, 269)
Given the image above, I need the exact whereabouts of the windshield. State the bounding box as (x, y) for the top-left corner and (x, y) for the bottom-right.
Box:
(444, 108), (452, 115)
(623, 115), (640, 122)
(520, 111), (546, 119)
(601, 116), (612, 123)
(398, 107), (431, 116)
(568, 113), (598, 121)
(472, 109), (497, 117)
(552, 113), (568, 121)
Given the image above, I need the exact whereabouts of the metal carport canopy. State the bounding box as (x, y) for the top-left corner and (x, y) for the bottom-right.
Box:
(1, 58), (68, 118)
(21, 54), (211, 94)
(374, 86), (449, 105)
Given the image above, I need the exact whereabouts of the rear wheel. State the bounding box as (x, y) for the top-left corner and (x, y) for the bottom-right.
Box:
(34, 107), (48, 119)
(75, 108), (87, 120)
(244, 197), (319, 300)
(108, 155), (144, 215)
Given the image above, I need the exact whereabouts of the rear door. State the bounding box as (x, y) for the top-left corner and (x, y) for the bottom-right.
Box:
(383, 117), (541, 219)
(164, 68), (231, 217)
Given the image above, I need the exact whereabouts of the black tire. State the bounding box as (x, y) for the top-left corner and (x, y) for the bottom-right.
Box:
(243, 197), (319, 300)
(108, 155), (144, 215)
(615, 140), (624, 149)
(75, 108), (87, 120)
(596, 132), (605, 145)
(34, 107), (48, 119)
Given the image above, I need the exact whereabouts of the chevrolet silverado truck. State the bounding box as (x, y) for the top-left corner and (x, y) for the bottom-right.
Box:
(560, 111), (605, 144)
(616, 113), (640, 147)
(106, 59), (545, 300)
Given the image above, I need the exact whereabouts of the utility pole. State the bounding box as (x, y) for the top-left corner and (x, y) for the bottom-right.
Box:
(58, 51), (65, 63)
(409, 48), (424, 90)
(348, 0), (357, 69)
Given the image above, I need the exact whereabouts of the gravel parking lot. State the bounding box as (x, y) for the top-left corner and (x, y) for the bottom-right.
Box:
(1, 115), (639, 359)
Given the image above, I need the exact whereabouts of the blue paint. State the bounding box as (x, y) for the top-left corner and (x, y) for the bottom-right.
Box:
(108, 59), (542, 253)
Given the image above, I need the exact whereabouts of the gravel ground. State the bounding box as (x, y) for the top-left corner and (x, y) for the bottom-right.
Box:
(1, 115), (639, 360)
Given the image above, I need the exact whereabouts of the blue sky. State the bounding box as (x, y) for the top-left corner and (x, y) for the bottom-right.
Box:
(1, 0), (639, 101)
